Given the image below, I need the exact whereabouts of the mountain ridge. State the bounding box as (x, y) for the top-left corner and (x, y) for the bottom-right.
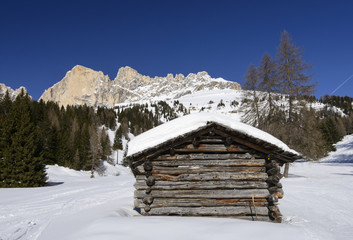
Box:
(39, 65), (242, 107)
(0, 83), (30, 100)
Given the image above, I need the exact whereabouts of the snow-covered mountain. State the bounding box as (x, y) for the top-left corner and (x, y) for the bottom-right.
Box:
(0, 83), (30, 100)
(39, 65), (241, 108)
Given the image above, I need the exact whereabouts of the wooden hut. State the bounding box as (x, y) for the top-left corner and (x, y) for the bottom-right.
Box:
(127, 112), (301, 222)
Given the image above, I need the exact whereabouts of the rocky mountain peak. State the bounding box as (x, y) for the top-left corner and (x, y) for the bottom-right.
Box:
(115, 66), (139, 81)
(0, 83), (30, 100)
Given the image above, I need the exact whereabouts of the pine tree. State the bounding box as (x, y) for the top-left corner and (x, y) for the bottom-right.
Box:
(0, 92), (46, 187)
(113, 126), (123, 150)
(100, 128), (112, 161)
(89, 125), (101, 177)
(79, 124), (91, 170)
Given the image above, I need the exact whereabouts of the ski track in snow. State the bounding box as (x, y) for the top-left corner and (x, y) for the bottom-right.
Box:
(1, 135), (353, 240)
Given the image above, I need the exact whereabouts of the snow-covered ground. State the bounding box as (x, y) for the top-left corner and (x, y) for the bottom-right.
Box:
(1, 136), (353, 240)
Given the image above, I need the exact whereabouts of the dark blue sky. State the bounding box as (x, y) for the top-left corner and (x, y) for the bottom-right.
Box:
(1, 0), (353, 100)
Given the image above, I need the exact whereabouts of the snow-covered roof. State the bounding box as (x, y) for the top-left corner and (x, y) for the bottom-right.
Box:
(127, 112), (299, 158)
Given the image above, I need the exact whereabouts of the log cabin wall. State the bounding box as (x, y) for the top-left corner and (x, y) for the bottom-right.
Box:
(132, 127), (285, 222)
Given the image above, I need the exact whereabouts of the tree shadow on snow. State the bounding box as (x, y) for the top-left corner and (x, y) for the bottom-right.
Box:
(333, 172), (353, 176)
(46, 181), (64, 186)
(287, 173), (306, 178)
(322, 158), (353, 163)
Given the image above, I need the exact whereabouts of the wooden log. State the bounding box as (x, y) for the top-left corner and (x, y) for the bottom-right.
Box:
(134, 189), (270, 199)
(273, 188), (284, 199)
(198, 138), (224, 144)
(144, 205), (151, 212)
(268, 205), (282, 223)
(192, 137), (200, 147)
(267, 168), (280, 176)
(267, 194), (279, 204)
(143, 196), (154, 205)
(146, 176), (155, 186)
(150, 159), (266, 167)
(265, 161), (280, 170)
(145, 206), (269, 217)
(135, 198), (268, 208)
(175, 144), (249, 153)
(139, 209), (271, 221)
(145, 187), (152, 194)
(155, 153), (255, 160)
(134, 180), (269, 190)
(136, 165), (266, 175)
(225, 137), (232, 147)
(143, 161), (153, 171)
(269, 186), (279, 194)
(170, 148), (175, 156)
(136, 172), (268, 182)
(266, 175), (281, 185)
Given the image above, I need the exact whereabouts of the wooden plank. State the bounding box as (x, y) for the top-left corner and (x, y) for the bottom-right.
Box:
(150, 159), (266, 167)
(136, 165), (266, 175)
(134, 180), (269, 190)
(135, 198), (268, 208)
(136, 172), (268, 182)
(198, 139), (224, 144)
(134, 189), (270, 199)
(155, 153), (255, 160)
(175, 144), (249, 153)
(144, 206), (269, 216)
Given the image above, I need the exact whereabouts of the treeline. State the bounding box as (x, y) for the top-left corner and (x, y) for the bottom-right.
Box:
(0, 90), (116, 187)
(242, 30), (353, 162)
(319, 95), (353, 115)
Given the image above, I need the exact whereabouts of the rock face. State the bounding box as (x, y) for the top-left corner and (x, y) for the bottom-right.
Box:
(40, 65), (241, 108)
(0, 83), (30, 100)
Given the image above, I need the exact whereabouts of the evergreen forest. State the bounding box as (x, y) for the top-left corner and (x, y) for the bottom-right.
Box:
(0, 92), (188, 187)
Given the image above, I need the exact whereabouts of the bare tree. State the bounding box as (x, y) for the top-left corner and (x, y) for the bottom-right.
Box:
(276, 30), (316, 177)
(258, 53), (279, 122)
(276, 30), (316, 123)
(242, 64), (262, 127)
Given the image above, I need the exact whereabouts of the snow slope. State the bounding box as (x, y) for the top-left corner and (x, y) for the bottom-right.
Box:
(1, 135), (353, 240)
(0, 165), (136, 240)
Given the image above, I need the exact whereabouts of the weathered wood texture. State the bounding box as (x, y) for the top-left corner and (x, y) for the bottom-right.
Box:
(144, 206), (269, 217)
(134, 180), (268, 190)
(136, 172), (268, 182)
(146, 158), (265, 167)
(135, 189), (270, 199)
(135, 198), (268, 208)
(136, 165), (266, 175)
(154, 153), (257, 160)
(175, 144), (250, 153)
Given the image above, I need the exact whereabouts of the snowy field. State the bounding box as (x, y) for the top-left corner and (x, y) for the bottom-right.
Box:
(1, 136), (353, 240)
